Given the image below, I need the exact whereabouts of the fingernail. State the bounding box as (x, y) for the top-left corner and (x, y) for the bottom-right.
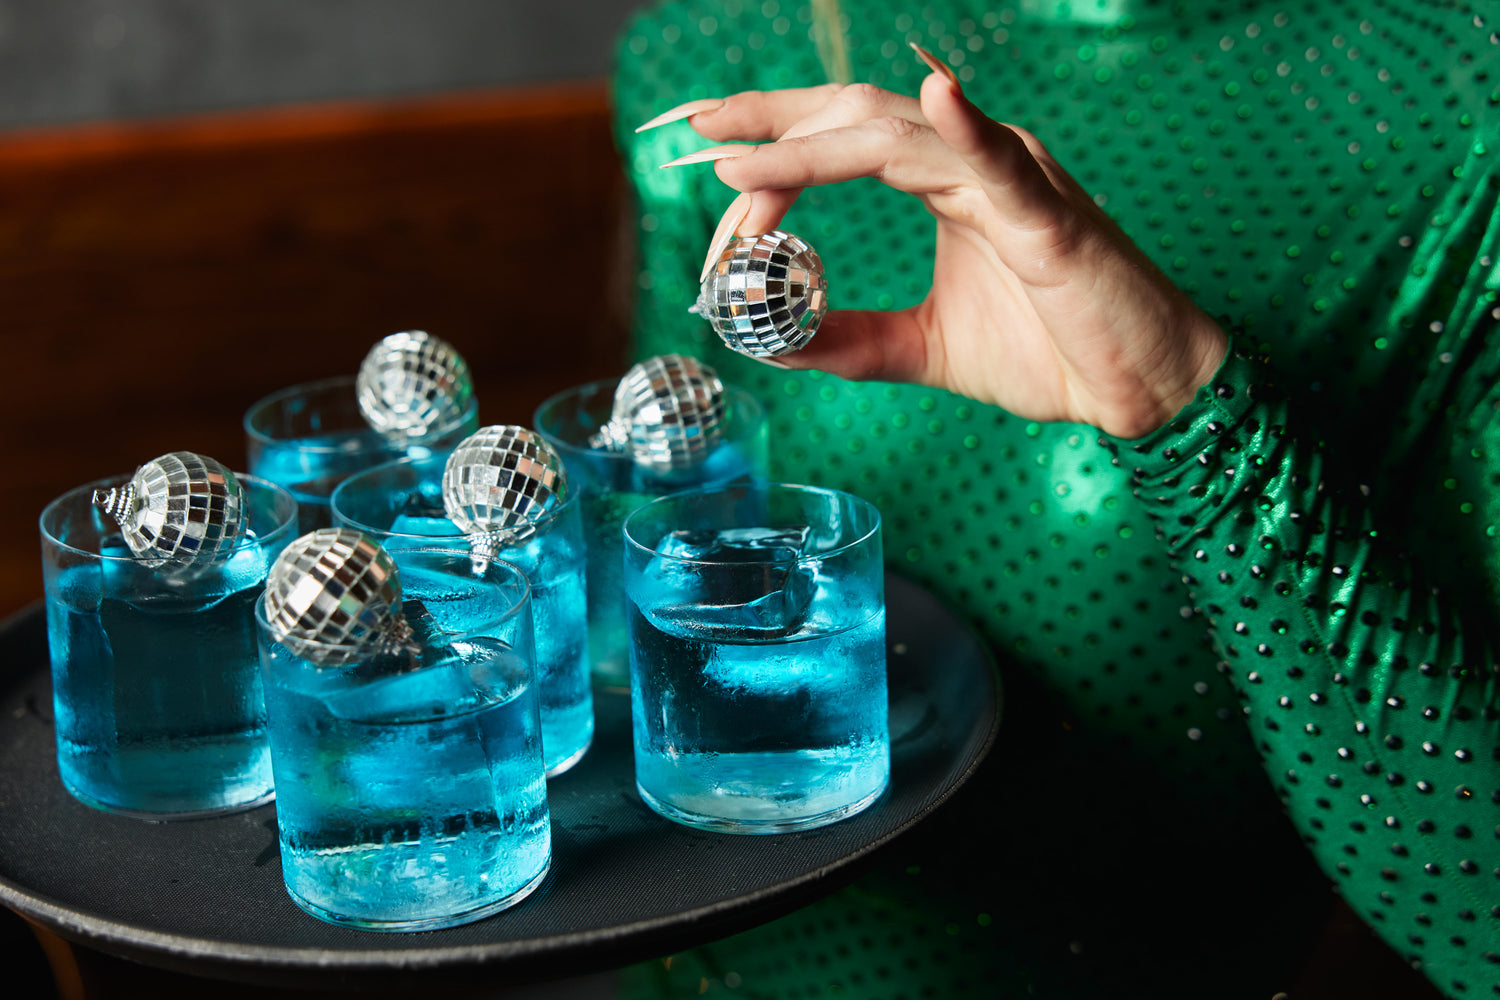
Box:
(910, 42), (961, 91)
(635, 98), (725, 133)
(702, 194), (753, 283)
(750, 355), (791, 369)
(659, 144), (755, 168)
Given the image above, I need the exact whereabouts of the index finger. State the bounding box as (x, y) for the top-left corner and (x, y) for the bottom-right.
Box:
(637, 83), (869, 142)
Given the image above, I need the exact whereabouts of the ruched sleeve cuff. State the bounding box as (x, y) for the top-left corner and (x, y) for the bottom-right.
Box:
(1094, 337), (1293, 558)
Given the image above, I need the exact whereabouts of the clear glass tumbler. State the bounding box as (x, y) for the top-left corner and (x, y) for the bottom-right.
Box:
(329, 456), (593, 776)
(533, 381), (767, 687)
(623, 482), (889, 834)
(255, 550), (550, 931)
(244, 374), (480, 534)
(40, 474), (298, 819)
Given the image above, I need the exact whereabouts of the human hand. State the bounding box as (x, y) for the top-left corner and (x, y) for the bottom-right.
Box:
(639, 46), (1227, 439)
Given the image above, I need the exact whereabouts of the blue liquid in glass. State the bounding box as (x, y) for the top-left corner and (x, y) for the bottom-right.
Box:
(628, 530), (889, 832)
(582, 489), (654, 686)
(386, 502), (594, 776)
(48, 556), (274, 818)
(250, 430), (401, 533)
(583, 442), (761, 686)
(524, 551), (593, 775)
(264, 635), (550, 930)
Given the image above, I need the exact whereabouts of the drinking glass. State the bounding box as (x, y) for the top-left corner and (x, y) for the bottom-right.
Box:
(534, 380), (767, 687)
(40, 474), (298, 819)
(255, 550), (550, 931)
(623, 482), (888, 834)
(244, 374), (479, 533)
(329, 456), (593, 776)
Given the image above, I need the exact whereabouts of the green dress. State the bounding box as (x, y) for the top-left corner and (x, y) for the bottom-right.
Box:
(610, 2), (1500, 996)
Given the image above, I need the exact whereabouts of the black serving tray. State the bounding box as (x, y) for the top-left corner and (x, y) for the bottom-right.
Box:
(0, 573), (999, 990)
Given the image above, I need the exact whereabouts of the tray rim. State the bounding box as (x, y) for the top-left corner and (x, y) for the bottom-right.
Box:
(0, 571), (1001, 977)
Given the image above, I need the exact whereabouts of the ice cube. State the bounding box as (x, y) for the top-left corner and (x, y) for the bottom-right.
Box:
(338, 597), (442, 682)
(320, 658), (483, 723)
(401, 597), (446, 648)
(324, 601), (485, 722)
(216, 536), (271, 593)
(648, 525), (817, 637)
(658, 525), (812, 562)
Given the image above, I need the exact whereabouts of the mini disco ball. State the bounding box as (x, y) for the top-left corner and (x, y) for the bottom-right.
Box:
(589, 354), (727, 470)
(93, 451), (246, 575)
(692, 229), (827, 357)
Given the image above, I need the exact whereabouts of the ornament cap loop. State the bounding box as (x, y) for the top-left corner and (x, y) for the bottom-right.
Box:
(374, 613), (422, 663)
(687, 284), (711, 320)
(92, 484), (137, 525)
(588, 419), (630, 454)
(466, 529), (517, 576)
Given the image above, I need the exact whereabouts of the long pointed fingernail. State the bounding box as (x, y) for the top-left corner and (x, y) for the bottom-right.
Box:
(702, 194), (753, 283)
(635, 98), (725, 132)
(660, 144), (755, 168)
(910, 42), (961, 91)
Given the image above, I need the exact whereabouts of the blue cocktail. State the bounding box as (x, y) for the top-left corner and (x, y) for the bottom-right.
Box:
(330, 456), (593, 776)
(623, 483), (889, 833)
(255, 551), (550, 931)
(534, 380), (767, 687)
(40, 474), (298, 819)
(244, 375), (479, 533)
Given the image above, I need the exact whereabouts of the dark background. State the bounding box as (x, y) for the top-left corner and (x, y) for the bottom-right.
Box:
(0, 0), (642, 127)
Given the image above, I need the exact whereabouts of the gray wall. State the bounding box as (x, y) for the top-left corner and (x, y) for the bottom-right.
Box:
(0, 0), (646, 128)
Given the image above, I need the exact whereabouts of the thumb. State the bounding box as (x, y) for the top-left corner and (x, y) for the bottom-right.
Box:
(914, 53), (1066, 234)
(760, 307), (928, 384)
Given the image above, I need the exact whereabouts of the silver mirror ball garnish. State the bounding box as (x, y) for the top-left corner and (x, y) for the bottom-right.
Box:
(692, 229), (828, 357)
(589, 354), (728, 471)
(93, 451), (246, 575)
(263, 528), (416, 667)
(355, 330), (474, 441)
(442, 425), (568, 574)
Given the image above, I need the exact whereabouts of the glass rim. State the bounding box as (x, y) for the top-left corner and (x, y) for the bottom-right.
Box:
(622, 481), (881, 567)
(39, 472), (299, 564)
(242, 373), (480, 450)
(252, 549), (532, 652)
(328, 454), (578, 541)
(532, 379), (763, 454)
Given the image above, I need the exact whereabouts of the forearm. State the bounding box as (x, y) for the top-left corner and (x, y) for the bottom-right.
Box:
(1103, 341), (1498, 968)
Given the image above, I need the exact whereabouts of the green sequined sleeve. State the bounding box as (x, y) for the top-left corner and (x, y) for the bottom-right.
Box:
(1103, 334), (1500, 989)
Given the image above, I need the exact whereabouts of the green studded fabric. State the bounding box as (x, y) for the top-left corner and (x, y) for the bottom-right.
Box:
(611, 2), (1500, 997)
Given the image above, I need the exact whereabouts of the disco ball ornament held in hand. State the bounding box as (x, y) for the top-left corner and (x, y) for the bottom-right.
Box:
(355, 330), (474, 441)
(588, 354), (727, 471)
(692, 229), (827, 357)
(443, 425), (569, 574)
(263, 528), (416, 667)
(93, 451), (246, 575)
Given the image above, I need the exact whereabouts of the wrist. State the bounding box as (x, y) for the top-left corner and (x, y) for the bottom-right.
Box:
(1097, 312), (1229, 439)
(1161, 312), (1231, 420)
